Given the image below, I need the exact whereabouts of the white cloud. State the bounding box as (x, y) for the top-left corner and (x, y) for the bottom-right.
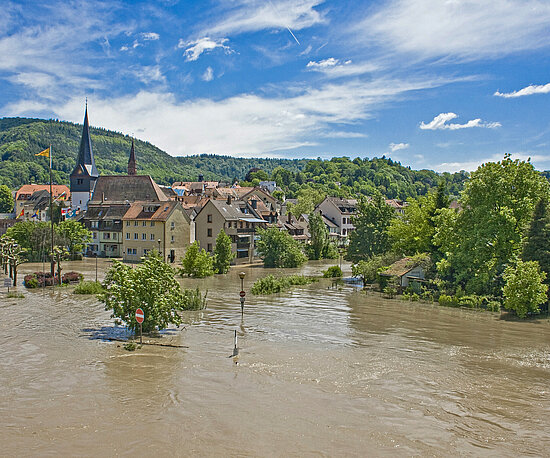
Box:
(494, 83), (550, 98)
(433, 153), (550, 173)
(179, 37), (232, 61)
(204, 0), (327, 36)
(133, 65), (165, 84)
(360, 0), (550, 60)
(306, 58), (378, 78)
(120, 40), (140, 51)
(202, 66), (214, 82)
(141, 32), (160, 41)
(420, 113), (501, 131)
(389, 142), (409, 152)
(5, 76), (451, 156)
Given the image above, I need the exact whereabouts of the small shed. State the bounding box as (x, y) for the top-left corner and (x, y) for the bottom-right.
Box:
(379, 257), (426, 288)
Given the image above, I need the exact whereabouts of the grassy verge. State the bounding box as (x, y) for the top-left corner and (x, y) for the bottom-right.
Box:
(251, 274), (318, 295)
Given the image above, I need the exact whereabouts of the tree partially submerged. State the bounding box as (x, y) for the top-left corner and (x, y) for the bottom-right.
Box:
(101, 251), (206, 333)
(257, 227), (307, 268)
(213, 230), (234, 274)
(180, 241), (214, 278)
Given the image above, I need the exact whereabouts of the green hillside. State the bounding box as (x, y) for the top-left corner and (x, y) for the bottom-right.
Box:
(0, 117), (309, 189)
(0, 117), (470, 199)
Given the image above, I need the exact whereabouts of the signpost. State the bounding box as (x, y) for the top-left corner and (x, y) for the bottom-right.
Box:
(239, 272), (246, 316)
(135, 308), (144, 345)
(4, 277), (13, 293)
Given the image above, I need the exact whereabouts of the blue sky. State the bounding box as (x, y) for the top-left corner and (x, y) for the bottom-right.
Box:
(1, 0), (550, 172)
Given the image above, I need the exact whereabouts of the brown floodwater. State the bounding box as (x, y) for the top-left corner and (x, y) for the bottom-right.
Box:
(1, 258), (549, 456)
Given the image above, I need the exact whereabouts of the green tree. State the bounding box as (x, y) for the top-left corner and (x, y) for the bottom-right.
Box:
(0, 185), (13, 212)
(288, 187), (326, 217)
(436, 156), (550, 295)
(308, 212), (328, 260)
(180, 241), (214, 277)
(213, 230), (234, 274)
(388, 193), (437, 256)
(101, 251), (206, 333)
(56, 220), (92, 258)
(522, 198), (550, 279)
(503, 260), (548, 318)
(257, 227), (307, 268)
(347, 194), (394, 262)
(51, 245), (69, 285)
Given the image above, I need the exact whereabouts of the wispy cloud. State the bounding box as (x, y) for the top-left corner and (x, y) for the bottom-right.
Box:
(420, 112), (501, 131)
(359, 0), (550, 60)
(306, 58), (378, 78)
(494, 83), (550, 98)
(389, 142), (409, 152)
(8, 75), (452, 156)
(179, 37), (232, 62)
(432, 153), (550, 173)
(202, 66), (214, 82)
(141, 32), (159, 41)
(203, 0), (327, 37)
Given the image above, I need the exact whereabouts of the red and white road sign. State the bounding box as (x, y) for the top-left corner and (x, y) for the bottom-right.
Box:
(240, 290), (246, 298)
(135, 308), (144, 324)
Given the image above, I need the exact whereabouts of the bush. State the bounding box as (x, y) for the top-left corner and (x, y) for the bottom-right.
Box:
(458, 295), (484, 308)
(63, 271), (83, 283)
(182, 287), (208, 310)
(7, 291), (24, 298)
(24, 275), (38, 288)
(251, 274), (318, 295)
(438, 294), (456, 307)
(486, 300), (501, 312)
(323, 266), (343, 278)
(410, 293), (419, 302)
(74, 281), (104, 295)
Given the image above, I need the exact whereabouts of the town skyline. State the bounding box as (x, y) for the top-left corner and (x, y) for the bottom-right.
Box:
(1, 0), (550, 173)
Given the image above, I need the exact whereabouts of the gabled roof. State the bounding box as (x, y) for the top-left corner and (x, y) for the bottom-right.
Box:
(122, 201), (187, 222)
(318, 196), (358, 214)
(85, 203), (130, 220)
(379, 257), (422, 277)
(71, 106), (99, 178)
(90, 175), (169, 204)
(198, 198), (265, 222)
(16, 184), (70, 200)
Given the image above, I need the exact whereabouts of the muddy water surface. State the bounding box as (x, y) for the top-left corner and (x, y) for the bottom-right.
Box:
(1, 258), (549, 456)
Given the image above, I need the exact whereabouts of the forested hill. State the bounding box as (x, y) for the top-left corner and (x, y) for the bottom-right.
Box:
(0, 117), (469, 199)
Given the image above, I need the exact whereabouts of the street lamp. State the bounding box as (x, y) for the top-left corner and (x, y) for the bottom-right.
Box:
(93, 253), (98, 283)
(157, 239), (162, 261)
(239, 271), (246, 316)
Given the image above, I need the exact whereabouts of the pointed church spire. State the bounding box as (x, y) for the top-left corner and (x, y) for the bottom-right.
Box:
(128, 138), (137, 175)
(72, 104), (99, 178)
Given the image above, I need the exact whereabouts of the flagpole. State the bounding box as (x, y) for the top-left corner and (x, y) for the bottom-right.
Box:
(49, 143), (55, 280)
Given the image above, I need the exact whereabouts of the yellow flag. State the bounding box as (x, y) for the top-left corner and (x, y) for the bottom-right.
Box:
(36, 147), (50, 157)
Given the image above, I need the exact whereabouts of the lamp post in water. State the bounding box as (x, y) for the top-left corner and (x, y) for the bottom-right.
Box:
(239, 271), (246, 316)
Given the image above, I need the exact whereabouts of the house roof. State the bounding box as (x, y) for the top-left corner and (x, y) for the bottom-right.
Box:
(319, 196), (358, 214)
(200, 198), (265, 222)
(122, 201), (185, 222)
(85, 203), (130, 220)
(385, 199), (407, 209)
(90, 175), (169, 204)
(379, 257), (419, 277)
(16, 184), (70, 200)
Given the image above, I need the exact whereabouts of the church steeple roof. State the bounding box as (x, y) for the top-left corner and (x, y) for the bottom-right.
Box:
(128, 138), (137, 175)
(72, 104), (99, 178)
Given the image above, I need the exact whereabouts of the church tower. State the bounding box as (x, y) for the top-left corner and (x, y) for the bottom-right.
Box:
(70, 104), (99, 211)
(128, 139), (137, 175)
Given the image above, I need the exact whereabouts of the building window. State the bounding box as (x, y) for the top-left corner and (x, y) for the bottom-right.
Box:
(91, 221), (98, 228)
(207, 214), (212, 223)
(151, 221), (155, 227)
(93, 232), (97, 239)
(150, 234), (155, 240)
(134, 233), (138, 240)
(143, 249), (149, 255)
(207, 243), (212, 252)
(77, 179), (83, 185)
(134, 221), (138, 226)
(142, 221), (147, 226)
(126, 221), (130, 226)
(142, 233), (146, 240)
(104, 232), (111, 240)
(171, 235), (174, 242)
(126, 233), (130, 240)
(207, 228), (212, 237)
(171, 221), (175, 229)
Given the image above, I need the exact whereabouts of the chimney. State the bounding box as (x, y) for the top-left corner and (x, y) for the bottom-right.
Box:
(227, 195), (232, 205)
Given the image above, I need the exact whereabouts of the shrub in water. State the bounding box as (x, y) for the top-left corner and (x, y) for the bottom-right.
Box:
(63, 271), (83, 283)
(323, 266), (343, 278)
(74, 281), (104, 295)
(251, 274), (318, 295)
(486, 301), (501, 312)
(24, 274), (38, 288)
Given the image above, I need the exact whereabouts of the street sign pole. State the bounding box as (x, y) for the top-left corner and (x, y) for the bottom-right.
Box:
(240, 290), (245, 316)
(139, 322), (142, 345)
(135, 308), (145, 345)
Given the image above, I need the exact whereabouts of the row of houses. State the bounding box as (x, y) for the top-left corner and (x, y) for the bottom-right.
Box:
(4, 106), (410, 265)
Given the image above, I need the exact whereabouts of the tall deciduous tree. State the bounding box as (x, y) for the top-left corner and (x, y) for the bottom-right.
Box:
(257, 227), (307, 268)
(56, 220), (92, 257)
(213, 230), (234, 274)
(0, 185), (14, 213)
(308, 212), (329, 260)
(101, 251), (206, 333)
(347, 194), (394, 262)
(436, 156), (550, 295)
(503, 260), (548, 318)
